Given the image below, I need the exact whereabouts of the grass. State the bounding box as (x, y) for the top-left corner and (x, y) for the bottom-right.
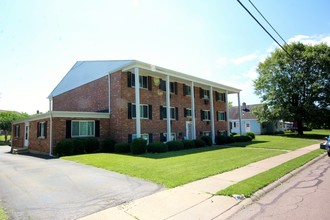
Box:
(0, 206), (8, 220)
(64, 130), (328, 188)
(217, 149), (324, 197)
(65, 147), (283, 188)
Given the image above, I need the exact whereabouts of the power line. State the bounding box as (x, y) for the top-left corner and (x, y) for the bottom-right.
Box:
(248, 0), (288, 45)
(236, 0), (292, 58)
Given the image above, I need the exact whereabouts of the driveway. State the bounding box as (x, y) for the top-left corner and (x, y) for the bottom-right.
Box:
(0, 146), (163, 220)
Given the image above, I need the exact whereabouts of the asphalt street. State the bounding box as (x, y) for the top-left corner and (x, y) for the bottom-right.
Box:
(229, 155), (330, 220)
(0, 146), (163, 220)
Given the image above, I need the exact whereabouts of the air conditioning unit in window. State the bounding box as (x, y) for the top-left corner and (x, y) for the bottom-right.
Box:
(204, 95), (209, 99)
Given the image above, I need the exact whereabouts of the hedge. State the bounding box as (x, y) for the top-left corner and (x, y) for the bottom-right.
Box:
(101, 138), (116, 153)
(114, 143), (131, 153)
(201, 135), (212, 146)
(166, 140), (184, 151)
(131, 138), (147, 154)
(148, 141), (168, 153)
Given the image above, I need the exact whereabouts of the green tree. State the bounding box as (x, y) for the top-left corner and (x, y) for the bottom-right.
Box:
(0, 111), (28, 142)
(254, 42), (330, 135)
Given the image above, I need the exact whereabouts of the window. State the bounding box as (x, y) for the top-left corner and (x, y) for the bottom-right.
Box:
(37, 121), (47, 138)
(217, 111), (226, 121)
(216, 92), (226, 102)
(160, 132), (176, 141)
(131, 133), (151, 144)
(159, 79), (178, 94)
(129, 104), (151, 119)
(72, 121), (95, 137)
(201, 110), (210, 121)
(14, 125), (20, 138)
(200, 88), (210, 99)
(233, 122), (237, 128)
(160, 106), (178, 120)
(184, 108), (192, 117)
(202, 131), (211, 136)
(183, 84), (192, 96)
(127, 72), (152, 90)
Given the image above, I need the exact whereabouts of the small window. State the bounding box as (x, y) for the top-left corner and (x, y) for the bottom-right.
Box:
(127, 72), (151, 90)
(37, 121), (47, 138)
(160, 106), (178, 120)
(217, 111), (226, 121)
(200, 88), (210, 99)
(159, 79), (178, 94)
(201, 110), (210, 121)
(233, 122), (237, 128)
(132, 104), (150, 119)
(183, 84), (192, 96)
(132, 133), (150, 144)
(202, 131), (211, 136)
(161, 132), (176, 141)
(72, 121), (95, 137)
(14, 125), (20, 138)
(184, 108), (192, 117)
(216, 92), (226, 102)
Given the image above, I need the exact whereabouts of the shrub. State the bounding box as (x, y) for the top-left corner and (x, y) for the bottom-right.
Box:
(114, 143), (131, 153)
(131, 138), (147, 154)
(246, 132), (255, 140)
(274, 130), (285, 135)
(55, 139), (74, 157)
(194, 139), (207, 148)
(182, 140), (195, 149)
(101, 138), (116, 153)
(215, 135), (235, 145)
(148, 141), (168, 153)
(72, 138), (87, 155)
(233, 135), (252, 142)
(201, 135), (212, 146)
(85, 138), (100, 153)
(166, 140), (184, 151)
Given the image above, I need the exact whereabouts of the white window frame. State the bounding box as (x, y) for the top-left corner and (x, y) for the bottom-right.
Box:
(71, 120), (95, 137)
(163, 132), (176, 141)
(217, 92), (226, 102)
(38, 121), (46, 138)
(14, 125), (20, 138)
(202, 131), (211, 136)
(186, 108), (192, 117)
(131, 74), (149, 89)
(217, 111), (226, 121)
(132, 104), (149, 119)
(162, 106), (176, 120)
(202, 110), (210, 121)
(202, 89), (210, 99)
(132, 133), (150, 144)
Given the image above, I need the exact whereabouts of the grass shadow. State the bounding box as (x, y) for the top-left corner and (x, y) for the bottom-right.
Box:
(282, 133), (328, 140)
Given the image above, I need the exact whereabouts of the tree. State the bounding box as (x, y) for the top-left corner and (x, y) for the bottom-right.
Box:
(0, 111), (28, 142)
(254, 42), (330, 135)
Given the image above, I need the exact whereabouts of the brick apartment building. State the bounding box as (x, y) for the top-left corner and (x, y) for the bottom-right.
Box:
(12, 60), (241, 155)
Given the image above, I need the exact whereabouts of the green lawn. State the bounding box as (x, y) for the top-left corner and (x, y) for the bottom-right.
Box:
(64, 130), (328, 188)
(217, 149), (324, 197)
(0, 206), (8, 220)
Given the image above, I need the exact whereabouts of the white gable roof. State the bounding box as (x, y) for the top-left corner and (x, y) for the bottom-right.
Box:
(49, 60), (135, 98)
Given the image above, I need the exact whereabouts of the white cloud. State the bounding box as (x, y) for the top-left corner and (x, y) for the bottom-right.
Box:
(288, 34), (330, 46)
(242, 66), (258, 80)
(230, 53), (258, 65)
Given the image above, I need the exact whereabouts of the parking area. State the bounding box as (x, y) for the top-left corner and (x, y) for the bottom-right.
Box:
(0, 146), (163, 220)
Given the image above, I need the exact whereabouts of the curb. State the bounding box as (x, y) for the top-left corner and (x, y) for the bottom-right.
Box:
(220, 152), (327, 219)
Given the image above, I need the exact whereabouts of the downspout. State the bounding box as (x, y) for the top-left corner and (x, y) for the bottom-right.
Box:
(238, 92), (242, 135)
(225, 91), (230, 136)
(108, 73), (111, 114)
(209, 86), (215, 144)
(49, 112), (53, 157)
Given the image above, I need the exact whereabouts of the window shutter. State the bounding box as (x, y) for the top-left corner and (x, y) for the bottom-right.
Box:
(44, 121), (47, 138)
(128, 103), (132, 119)
(148, 76), (152, 91)
(183, 84), (187, 96)
(37, 122), (40, 137)
(160, 106), (164, 120)
(175, 107), (179, 120)
(224, 93), (226, 102)
(215, 92), (219, 101)
(225, 112), (227, 121)
(128, 134), (132, 143)
(160, 133), (165, 142)
(95, 120), (100, 137)
(149, 133), (153, 143)
(216, 111), (219, 121)
(208, 111), (211, 120)
(18, 125), (20, 137)
(200, 110), (204, 121)
(149, 105), (152, 120)
(159, 79), (163, 90)
(174, 82), (178, 95)
(127, 72), (132, 87)
(184, 108), (187, 117)
(66, 120), (71, 138)
(200, 88), (203, 99)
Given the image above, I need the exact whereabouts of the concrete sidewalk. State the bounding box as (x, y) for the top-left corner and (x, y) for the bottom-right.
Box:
(79, 143), (322, 220)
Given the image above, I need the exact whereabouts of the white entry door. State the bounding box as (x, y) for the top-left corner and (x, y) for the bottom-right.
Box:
(186, 121), (193, 140)
(24, 122), (30, 147)
(245, 121), (250, 133)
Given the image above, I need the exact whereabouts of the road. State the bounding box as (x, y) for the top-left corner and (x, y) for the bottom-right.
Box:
(229, 155), (330, 220)
(0, 146), (163, 220)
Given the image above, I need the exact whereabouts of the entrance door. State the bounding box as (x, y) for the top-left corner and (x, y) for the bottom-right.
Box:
(245, 121), (250, 133)
(24, 122), (29, 147)
(186, 121), (193, 140)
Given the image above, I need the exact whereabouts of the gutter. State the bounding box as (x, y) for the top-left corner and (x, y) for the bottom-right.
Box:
(49, 111), (53, 157)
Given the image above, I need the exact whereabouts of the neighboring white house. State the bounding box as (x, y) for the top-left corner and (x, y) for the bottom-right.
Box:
(229, 104), (285, 135)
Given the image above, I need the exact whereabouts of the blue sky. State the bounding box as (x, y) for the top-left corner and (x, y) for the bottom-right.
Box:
(1, 0), (330, 114)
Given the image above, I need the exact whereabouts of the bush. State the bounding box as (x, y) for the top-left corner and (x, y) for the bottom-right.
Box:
(101, 138), (116, 153)
(114, 143), (131, 153)
(85, 138), (100, 153)
(215, 135), (235, 145)
(148, 141), (168, 153)
(246, 132), (255, 140)
(182, 140), (195, 149)
(55, 139), (74, 157)
(274, 130), (285, 135)
(72, 138), (87, 155)
(166, 140), (184, 151)
(201, 136), (212, 146)
(233, 135), (252, 142)
(194, 139), (207, 148)
(131, 138), (147, 154)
